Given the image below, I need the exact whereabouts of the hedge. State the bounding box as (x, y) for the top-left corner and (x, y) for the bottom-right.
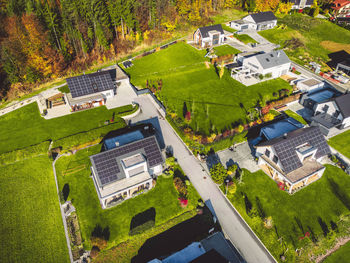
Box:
(52, 120), (126, 151)
(0, 140), (51, 166)
(114, 104), (139, 117)
(129, 220), (155, 236)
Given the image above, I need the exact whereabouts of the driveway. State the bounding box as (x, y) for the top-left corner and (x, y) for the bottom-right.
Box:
(132, 95), (276, 263)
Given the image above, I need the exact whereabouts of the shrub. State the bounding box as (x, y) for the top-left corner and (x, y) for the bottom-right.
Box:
(237, 125), (244, 133)
(264, 216), (273, 229)
(173, 177), (188, 198)
(90, 236), (107, 250)
(90, 246), (100, 258)
(178, 198), (188, 207)
(263, 113), (274, 122)
(228, 183), (237, 195)
(166, 157), (176, 167)
(227, 164), (238, 175)
(210, 163), (227, 184)
(129, 220), (155, 236)
(331, 155), (339, 163)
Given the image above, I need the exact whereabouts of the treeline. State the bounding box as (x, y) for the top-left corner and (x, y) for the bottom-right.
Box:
(0, 0), (333, 100)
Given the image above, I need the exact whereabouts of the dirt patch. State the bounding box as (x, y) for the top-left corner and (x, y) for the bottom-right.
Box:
(321, 41), (350, 54)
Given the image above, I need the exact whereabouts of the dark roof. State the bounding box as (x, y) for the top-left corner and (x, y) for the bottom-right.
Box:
(311, 113), (341, 129)
(334, 93), (350, 118)
(257, 127), (330, 174)
(198, 24), (224, 38)
(339, 58), (350, 68)
(248, 11), (277, 24)
(123, 61), (133, 68)
(289, 0), (314, 5)
(90, 136), (163, 186)
(66, 71), (114, 98)
(254, 50), (290, 70)
(260, 117), (304, 140)
(190, 249), (228, 263)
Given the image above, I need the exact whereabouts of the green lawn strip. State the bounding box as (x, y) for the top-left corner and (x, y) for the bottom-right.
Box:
(328, 129), (350, 160)
(323, 241), (350, 263)
(284, 109), (307, 125)
(211, 9), (247, 24)
(214, 44), (241, 56)
(94, 210), (197, 263)
(58, 84), (70, 93)
(221, 24), (236, 33)
(55, 145), (200, 250)
(0, 103), (133, 154)
(0, 156), (69, 262)
(234, 34), (258, 44)
(224, 165), (350, 262)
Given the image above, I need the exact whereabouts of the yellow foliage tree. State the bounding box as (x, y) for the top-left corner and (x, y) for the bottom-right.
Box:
(276, 2), (293, 14)
(255, 0), (280, 12)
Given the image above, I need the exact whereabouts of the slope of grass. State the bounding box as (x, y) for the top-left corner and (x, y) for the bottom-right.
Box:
(0, 103), (128, 154)
(328, 129), (350, 160)
(323, 241), (350, 263)
(55, 145), (200, 249)
(234, 34), (258, 44)
(284, 109), (307, 125)
(225, 165), (350, 262)
(214, 44), (241, 56)
(0, 156), (69, 262)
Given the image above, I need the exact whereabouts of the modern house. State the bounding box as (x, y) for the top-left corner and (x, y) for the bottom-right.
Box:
(148, 232), (242, 263)
(90, 135), (164, 209)
(193, 24), (225, 48)
(296, 78), (325, 93)
(289, 0), (314, 9)
(311, 93), (350, 136)
(332, 0), (350, 18)
(255, 126), (330, 194)
(229, 11), (277, 32)
(336, 58), (350, 76)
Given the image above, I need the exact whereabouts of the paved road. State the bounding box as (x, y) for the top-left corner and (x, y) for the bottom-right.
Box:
(133, 96), (277, 263)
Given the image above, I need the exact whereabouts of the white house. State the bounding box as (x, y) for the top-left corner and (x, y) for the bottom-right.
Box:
(311, 93), (350, 136)
(255, 126), (330, 194)
(90, 135), (164, 209)
(296, 78), (325, 93)
(289, 0), (314, 9)
(229, 11), (277, 32)
(193, 24), (225, 48)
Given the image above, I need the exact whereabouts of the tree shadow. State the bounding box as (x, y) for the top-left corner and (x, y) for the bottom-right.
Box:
(317, 216), (329, 237)
(255, 196), (265, 219)
(130, 207), (156, 236)
(328, 178), (350, 211)
(294, 216), (304, 235)
(91, 224), (110, 241)
(62, 183), (70, 201)
(307, 226), (318, 244)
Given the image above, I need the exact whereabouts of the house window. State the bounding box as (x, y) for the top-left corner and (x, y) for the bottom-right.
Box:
(333, 110), (340, 118)
(273, 155), (278, 164)
(265, 149), (270, 158)
(322, 104), (329, 113)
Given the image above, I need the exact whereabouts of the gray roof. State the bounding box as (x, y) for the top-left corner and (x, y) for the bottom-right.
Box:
(90, 136), (163, 186)
(197, 24), (224, 38)
(247, 11), (277, 24)
(289, 0), (314, 6)
(254, 50), (290, 70)
(257, 127), (330, 174)
(311, 113), (341, 129)
(334, 93), (350, 118)
(67, 71), (114, 98)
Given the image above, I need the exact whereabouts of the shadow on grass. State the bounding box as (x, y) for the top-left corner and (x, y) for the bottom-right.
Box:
(328, 178), (350, 211)
(91, 224), (110, 241)
(130, 207), (156, 236)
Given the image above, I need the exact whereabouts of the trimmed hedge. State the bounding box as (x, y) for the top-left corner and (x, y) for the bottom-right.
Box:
(0, 140), (50, 166)
(52, 120), (126, 151)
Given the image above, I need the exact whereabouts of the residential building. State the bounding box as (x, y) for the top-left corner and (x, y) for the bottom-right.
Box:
(336, 58), (350, 76)
(332, 0), (350, 17)
(255, 127), (330, 194)
(229, 11), (277, 32)
(311, 93), (350, 136)
(90, 135), (164, 209)
(193, 24), (225, 48)
(289, 0), (314, 9)
(148, 232), (242, 263)
(296, 78), (325, 93)
(299, 88), (339, 110)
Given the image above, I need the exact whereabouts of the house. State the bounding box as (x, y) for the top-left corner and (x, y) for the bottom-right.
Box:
(148, 232), (242, 263)
(229, 11), (277, 32)
(311, 93), (350, 136)
(255, 126), (330, 194)
(332, 0), (350, 17)
(296, 78), (325, 93)
(299, 88), (339, 110)
(90, 135), (164, 209)
(232, 50), (291, 82)
(193, 24), (225, 48)
(289, 0), (314, 9)
(336, 58), (350, 76)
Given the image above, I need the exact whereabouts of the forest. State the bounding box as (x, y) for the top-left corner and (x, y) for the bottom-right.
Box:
(0, 0), (333, 100)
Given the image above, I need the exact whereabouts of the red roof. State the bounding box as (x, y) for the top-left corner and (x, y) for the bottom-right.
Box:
(332, 0), (350, 10)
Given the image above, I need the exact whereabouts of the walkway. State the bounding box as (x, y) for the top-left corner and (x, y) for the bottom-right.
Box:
(132, 96), (277, 263)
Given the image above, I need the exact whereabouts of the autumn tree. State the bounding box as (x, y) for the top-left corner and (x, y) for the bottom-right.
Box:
(255, 0), (279, 12)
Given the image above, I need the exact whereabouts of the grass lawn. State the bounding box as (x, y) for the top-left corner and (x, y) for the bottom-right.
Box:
(328, 129), (350, 160)
(234, 34), (258, 44)
(55, 145), (200, 249)
(324, 241), (350, 263)
(221, 23), (236, 33)
(211, 9), (247, 24)
(0, 156), (69, 262)
(58, 84), (70, 93)
(0, 103), (127, 154)
(214, 44), (241, 56)
(225, 165), (350, 262)
(284, 109), (307, 125)
(259, 14), (350, 66)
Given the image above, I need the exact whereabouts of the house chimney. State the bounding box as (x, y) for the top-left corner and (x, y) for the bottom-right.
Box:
(283, 133), (287, 139)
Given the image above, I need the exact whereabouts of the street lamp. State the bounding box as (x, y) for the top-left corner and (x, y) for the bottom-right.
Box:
(225, 179), (229, 195)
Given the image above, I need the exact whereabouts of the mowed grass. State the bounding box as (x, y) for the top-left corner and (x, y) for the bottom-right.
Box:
(0, 103), (126, 154)
(328, 129), (350, 159)
(0, 156), (69, 263)
(259, 14), (350, 64)
(226, 165), (350, 262)
(214, 44), (241, 56)
(284, 109), (307, 125)
(55, 145), (200, 249)
(323, 241), (350, 263)
(234, 34), (258, 44)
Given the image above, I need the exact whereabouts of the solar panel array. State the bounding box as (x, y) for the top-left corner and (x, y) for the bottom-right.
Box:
(66, 71), (114, 98)
(91, 136), (163, 186)
(273, 127), (331, 174)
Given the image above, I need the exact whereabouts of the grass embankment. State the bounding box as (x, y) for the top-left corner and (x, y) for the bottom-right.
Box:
(328, 129), (350, 160)
(214, 44), (241, 56)
(234, 34), (258, 44)
(284, 109), (308, 125)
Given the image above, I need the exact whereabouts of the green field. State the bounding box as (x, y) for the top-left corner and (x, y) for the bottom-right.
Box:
(284, 109), (307, 125)
(225, 165), (350, 262)
(125, 42), (292, 135)
(259, 14), (350, 66)
(0, 156), (69, 262)
(0, 103), (130, 154)
(55, 145), (200, 249)
(214, 44), (241, 56)
(324, 241), (350, 263)
(221, 23), (236, 33)
(328, 129), (350, 160)
(234, 34), (258, 44)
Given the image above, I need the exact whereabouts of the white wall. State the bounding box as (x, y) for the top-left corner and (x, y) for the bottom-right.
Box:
(101, 89), (114, 99)
(150, 164), (162, 176)
(314, 101), (343, 120)
(242, 56), (290, 78)
(297, 80), (324, 93)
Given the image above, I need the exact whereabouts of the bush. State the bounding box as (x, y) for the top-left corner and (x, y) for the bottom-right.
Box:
(90, 246), (100, 258)
(90, 236), (107, 250)
(228, 183), (237, 195)
(227, 164), (237, 175)
(210, 163), (227, 184)
(165, 157), (176, 167)
(129, 220), (155, 236)
(173, 177), (188, 198)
